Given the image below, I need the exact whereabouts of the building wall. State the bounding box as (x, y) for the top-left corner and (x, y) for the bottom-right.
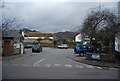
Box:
(3, 36), (21, 56)
(23, 39), (53, 43)
(13, 42), (21, 54)
(24, 36), (53, 43)
(75, 34), (82, 42)
(74, 33), (91, 43)
(115, 33), (120, 52)
(3, 39), (14, 56)
(24, 37), (53, 39)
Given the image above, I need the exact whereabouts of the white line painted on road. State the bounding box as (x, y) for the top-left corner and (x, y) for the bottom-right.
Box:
(97, 67), (102, 69)
(85, 65), (95, 69)
(12, 64), (19, 66)
(67, 59), (70, 60)
(44, 64), (51, 67)
(33, 58), (45, 66)
(65, 64), (72, 68)
(54, 64), (61, 67)
(67, 58), (81, 65)
(22, 64), (29, 67)
(36, 58), (45, 64)
(75, 65), (84, 68)
(33, 64), (40, 67)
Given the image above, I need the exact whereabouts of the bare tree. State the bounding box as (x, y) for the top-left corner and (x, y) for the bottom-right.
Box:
(0, 0), (22, 31)
(80, 5), (120, 56)
(1, 18), (22, 31)
(81, 6), (119, 43)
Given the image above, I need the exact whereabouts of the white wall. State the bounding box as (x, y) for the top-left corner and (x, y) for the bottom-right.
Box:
(75, 34), (82, 42)
(24, 37), (53, 39)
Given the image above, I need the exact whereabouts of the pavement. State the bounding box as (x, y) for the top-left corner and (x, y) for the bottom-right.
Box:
(68, 55), (120, 70)
(2, 49), (37, 61)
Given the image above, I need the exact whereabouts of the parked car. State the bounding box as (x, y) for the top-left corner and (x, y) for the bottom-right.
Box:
(58, 44), (68, 49)
(74, 44), (93, 56)
(24, 44), (34, 49)
(32, 45), (42, 52)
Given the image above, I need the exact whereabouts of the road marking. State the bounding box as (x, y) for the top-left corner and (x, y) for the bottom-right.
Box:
(54, 64), (61, 67)
(33, 58), (45, 66)
(13, 59), (19, 60)
(33, 64), (40, 67)
(109, 68), (119, 70)
(97, 67), (102, 69)
(67, 59), (70, 60)
(22, 64), (29, 67)
(75, 65), (84, 68)
(67, 58), (81, 65)
(85, 65), (95, 68)
(44, 64), (51, 67)
(12, 64), (19, 66)
(65, 64), (72, 68)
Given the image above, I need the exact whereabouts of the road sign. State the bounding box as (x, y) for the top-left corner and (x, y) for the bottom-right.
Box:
(92, 55), (100, 59)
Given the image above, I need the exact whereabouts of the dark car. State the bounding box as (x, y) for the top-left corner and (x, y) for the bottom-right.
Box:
(32, 45), (42, 52)
(24, 44), (33, 49)
(74, 44), (93, 56)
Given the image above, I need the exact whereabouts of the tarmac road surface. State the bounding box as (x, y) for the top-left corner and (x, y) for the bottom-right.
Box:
(2, 48), (118, 79)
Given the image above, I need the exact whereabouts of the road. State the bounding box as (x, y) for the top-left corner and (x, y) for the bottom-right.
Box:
(2, 48), (118, 79)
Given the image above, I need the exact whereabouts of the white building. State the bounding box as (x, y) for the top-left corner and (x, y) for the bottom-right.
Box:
(74, 33), (96, 44)
(23, 32), (54, 43)
(74, 33), (82, 42)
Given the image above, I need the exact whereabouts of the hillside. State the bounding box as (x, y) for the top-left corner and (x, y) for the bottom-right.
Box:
(54, 31), (78, 42)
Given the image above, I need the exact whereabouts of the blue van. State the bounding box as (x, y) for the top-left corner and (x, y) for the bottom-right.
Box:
(74, 44), (94, 56)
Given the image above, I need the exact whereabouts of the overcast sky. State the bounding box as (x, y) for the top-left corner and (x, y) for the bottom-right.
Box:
(2, 2), (118, 33)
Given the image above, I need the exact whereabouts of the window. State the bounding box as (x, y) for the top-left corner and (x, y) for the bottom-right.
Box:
(78, 46), (92, 49)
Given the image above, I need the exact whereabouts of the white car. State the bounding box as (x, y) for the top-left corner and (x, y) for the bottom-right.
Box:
(58, 44), (68, 49)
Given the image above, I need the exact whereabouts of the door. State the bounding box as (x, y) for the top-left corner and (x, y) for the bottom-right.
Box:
(3, 41), (11, 56)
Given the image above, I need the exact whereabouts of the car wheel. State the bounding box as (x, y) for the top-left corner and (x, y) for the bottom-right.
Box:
(79, 53), (81, 56)
(83, 52), (86, 56)
(74, 48), (76, 52)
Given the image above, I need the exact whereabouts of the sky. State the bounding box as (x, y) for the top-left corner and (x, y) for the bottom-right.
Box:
(1, 1), (118, 33)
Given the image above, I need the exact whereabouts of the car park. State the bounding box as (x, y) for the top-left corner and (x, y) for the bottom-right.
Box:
(74, 44), (93, 56)
(58, 44), (68, 49)
(32, 45), (42, 52)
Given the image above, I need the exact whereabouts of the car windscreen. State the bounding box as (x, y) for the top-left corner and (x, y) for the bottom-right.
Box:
(33, 45), (40, 48)
(62, 44), (67, 46)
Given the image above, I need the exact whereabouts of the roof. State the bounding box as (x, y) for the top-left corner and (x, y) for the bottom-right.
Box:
(54, 31), (78, 41)
(25, 32), (53, 37)
(2, 30), (20, 38)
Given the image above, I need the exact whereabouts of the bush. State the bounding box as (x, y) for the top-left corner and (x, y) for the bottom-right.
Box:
(67, 41), (83, 44)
